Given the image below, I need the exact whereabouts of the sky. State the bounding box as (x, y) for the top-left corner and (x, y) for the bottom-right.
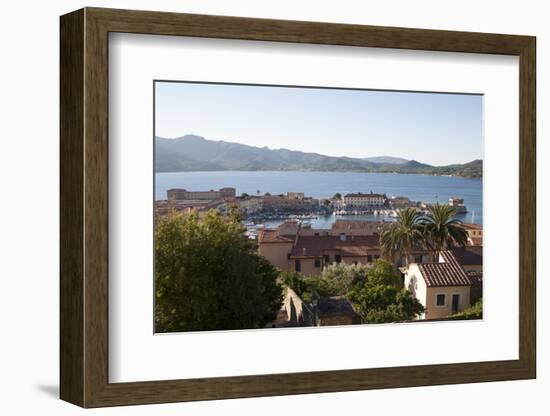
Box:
(154, 81), (483, 166)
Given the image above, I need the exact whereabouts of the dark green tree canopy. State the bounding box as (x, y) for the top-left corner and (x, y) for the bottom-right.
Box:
(155, 211), (283, 332)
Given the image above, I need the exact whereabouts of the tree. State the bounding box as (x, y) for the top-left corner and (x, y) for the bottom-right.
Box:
(332, 193), (342, 200)
(421, 204), (469, 255)
(449, 298), (482, 320)
(380, 208), (425, 266)
(241, 192), (250, 198)
(155, 211), (283, 332)
(320, 262), (371, 294)
(281, 271), (339, 303)
(347, 260), (424, 323)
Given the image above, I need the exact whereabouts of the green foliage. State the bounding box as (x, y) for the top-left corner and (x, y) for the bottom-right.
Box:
(281, 271), (340, 303)
(380, 205), (470, 265)
(449, 298), (483, 320)
(380, 208), (425, 265)
(421, 204), (469, 252)
(283, 261), (423, 324)
(155, 211), (283, 332)
(332, 193), (342, 200)
(347, 260), (424, 324)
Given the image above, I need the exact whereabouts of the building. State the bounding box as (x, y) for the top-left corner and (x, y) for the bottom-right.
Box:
(289, 234), (381, 275)
(286, 192), (305, 200)
(268, 287), (316, 328)
(403, 251), (481, 320)
(257, 228), (296, 270)
(166, 187), (236, 201)
(343, 191), (386, 209)
(237, 196), (263, 214)
(461, 223), (483, 247)
(449, 197), (467, 213)
(262, 193), (318, 211)
(389, 196), (415, 209)
(331, 219), (382, 236)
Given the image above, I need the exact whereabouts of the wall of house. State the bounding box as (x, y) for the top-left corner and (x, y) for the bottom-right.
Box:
(281, 287), (315, 326)
(258, 242), (293, 270)
(291, 258), (321, 275)
(424, 286), (471, 319)
(403, 264), (428, 319)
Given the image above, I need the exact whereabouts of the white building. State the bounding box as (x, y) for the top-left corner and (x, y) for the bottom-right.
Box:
(403, 251), (480, 320)
(343, 191), (386, 208)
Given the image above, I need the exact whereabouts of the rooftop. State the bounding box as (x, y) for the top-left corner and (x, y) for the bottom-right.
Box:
(290, 234), (380, 258)
(461, 223), (483, 230)
(257, 229), (294, 244)
(418, 251), (471, 287)
(332, 219), (381, 231)
(344, 192), (385, 198)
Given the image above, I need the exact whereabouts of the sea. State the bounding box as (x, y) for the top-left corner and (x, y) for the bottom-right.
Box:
(155, 171), (483, 226)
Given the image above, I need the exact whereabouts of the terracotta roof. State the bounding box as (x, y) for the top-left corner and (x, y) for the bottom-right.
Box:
(469, 236), (483, 246)
(450, 247), (482, 266)
(461, 223), (483, 230)
(331, 220), (381, 230)
(418, 251), (471, 287)
(290, 235), (380, 258)
(257, 229), (294, 244)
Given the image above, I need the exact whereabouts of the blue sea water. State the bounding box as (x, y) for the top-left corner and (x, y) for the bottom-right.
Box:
(155, 171), (483, 226)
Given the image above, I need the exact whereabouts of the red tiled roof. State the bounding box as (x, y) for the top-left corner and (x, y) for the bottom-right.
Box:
(461, 223), (483, 230)
(290, 235), (380, 258)
(257, 229), (294, 244)
(418, 251), (471, 287)
(469, 236), (483, 246)
(331, 220), (381, 230)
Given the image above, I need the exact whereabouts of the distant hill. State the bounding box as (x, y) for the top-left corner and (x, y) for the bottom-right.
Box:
(155, 135), (482, 178)
(364, 156), (408, 165)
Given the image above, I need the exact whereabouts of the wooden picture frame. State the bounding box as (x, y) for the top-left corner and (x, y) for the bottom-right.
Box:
(60, 7), (536, 408)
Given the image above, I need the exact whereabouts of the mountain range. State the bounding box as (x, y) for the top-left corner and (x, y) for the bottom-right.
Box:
(155, 135), (482, 179)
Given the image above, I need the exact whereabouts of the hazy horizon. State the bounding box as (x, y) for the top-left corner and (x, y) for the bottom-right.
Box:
(155, 81), (483, 166)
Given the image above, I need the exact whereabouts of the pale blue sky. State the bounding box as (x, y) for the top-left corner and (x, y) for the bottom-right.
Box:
(155, 81), (482, 166)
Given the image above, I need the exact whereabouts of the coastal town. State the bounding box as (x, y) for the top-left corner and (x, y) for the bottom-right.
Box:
(155, 187), (482, 327)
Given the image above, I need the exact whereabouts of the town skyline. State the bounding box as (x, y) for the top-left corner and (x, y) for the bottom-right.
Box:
(155, 81), (483, 166)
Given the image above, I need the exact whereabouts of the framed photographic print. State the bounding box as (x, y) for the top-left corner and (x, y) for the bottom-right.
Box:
(60, 7), (536, 408)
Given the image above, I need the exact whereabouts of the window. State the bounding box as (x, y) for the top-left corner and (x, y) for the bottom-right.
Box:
(414, 255), (422, 263)
(374, 255), (380, 260)
(436, 294), (446, 306)
(323, 254), (330, 263)
(367, 255), (373, 262)
(335, 254), (341, 263)
(295, 259), (301, 272)
(314, 258), (321, 268)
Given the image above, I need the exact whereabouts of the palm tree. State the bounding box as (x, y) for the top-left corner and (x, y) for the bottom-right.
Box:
(421, 204), (469, 256)
(380, 208), (425, 267)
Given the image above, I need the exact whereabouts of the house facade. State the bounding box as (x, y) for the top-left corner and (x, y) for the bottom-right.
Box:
(403, 251), (480, 320)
